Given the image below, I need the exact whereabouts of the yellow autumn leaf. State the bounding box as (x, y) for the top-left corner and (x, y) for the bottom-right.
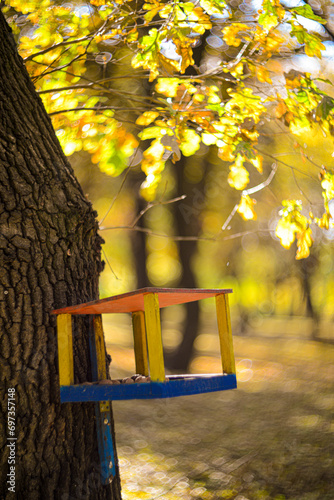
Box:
(179, 129), (201, 156)
(231, 62), (244, 78)
(142, 139), (164, 164)
(289, 117), (312, 136)
(315, 212), (330, 229)
(140, 173), (162, 201)
(275, 219), (297, 249)
(202, 132), (217, 145)
(189, 7), (212, 34)
(256, 66), (272, 84)
(177, 44), (194, 74)
(143, 0), (168, 22)
(136, 111), (159, 126)
(296, 227), (313, 259)
(320, 169), (334, 201)
(218, 144), (235, 162)
(237, 195), (257, 220)
(275, 100), (287, 118)
(155, 78), (180, 97)
(228, 156), (249, 190)
(250, 155), (263, 173)
(222, 24), (248, 47)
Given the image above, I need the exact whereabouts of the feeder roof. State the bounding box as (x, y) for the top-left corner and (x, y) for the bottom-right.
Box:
(52, 287), (232, 315)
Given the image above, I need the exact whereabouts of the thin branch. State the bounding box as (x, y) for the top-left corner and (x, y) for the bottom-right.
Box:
(98, 144), (142, 226)
(33, 52), (87, 81)
(37, 84), (155, 101)
(219, 229), (272, 241)
(221, 204), (238, 232)
(256, 148), (318, 179)
(24, 33), (96, 62)
(243, 162), (277, 196)
(101, 248), (119, 280)
(99, 224), (217, 241)
(221, 163), (278, 231)
(131, 194), (187, 227)
(48, 106), (148, 116)
(290, 165), (314, 205)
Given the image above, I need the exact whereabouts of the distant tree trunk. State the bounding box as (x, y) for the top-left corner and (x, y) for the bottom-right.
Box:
(299, 258), (320, 340)
(129, 174), (151, 288)
(166, 155), (205, 371)
(0, 12), (121, 499)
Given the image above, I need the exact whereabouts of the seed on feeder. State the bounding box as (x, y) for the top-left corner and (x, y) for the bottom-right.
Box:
(123, 377), (134, 384)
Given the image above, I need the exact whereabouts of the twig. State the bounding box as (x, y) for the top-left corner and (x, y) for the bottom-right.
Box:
(221, 163), (277, 231)
(98, 144), (141, 226)
(48, 106), (148, 116)
(243, 162), (277, 196)
(131, 195), (186, 227)
(257, 148), (318, 180)
(99, 224), (217, 241)
(101, 248), (119, 280)
(222, 204), (239, 231)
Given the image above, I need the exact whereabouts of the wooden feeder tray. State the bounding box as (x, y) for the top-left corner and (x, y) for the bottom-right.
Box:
(60, 373), (236, 402)
(52, 287), (237, 484)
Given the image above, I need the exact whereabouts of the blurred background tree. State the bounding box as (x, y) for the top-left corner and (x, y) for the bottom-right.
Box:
(4, 0), (334, 371)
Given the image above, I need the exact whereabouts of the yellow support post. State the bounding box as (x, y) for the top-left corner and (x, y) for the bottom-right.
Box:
(215, 294), (236, 374)
(143, 293), (165, 382)
(132, 311), (149, 376)
(57, 314), (74, 386)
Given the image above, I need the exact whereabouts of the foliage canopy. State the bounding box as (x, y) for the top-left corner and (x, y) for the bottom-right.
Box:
(4, 0), (334, 258)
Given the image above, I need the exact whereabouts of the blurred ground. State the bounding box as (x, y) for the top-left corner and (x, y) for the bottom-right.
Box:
(104, 314), (334, 500)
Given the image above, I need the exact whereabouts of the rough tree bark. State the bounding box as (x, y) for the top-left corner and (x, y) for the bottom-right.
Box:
(0, 11), (122, 499)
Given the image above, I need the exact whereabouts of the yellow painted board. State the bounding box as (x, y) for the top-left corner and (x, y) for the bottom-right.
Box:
(144, 293), (165, 382)
(93, 315), (111, 412)
(132, 311), (149, 376)
(94, 314), (107, 380)
(215, 294), (236, 374)
(57, 314), (74, 386)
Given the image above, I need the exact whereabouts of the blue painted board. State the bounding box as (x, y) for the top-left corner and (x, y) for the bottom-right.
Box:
(88, 316), (116, 483)
(60, 374), (237, 402)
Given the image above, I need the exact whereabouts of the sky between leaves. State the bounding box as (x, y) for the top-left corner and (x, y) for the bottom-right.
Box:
(3, 0), (334, 258)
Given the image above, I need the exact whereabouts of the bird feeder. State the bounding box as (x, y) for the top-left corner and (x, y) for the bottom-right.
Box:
(52, 287), (237, 484)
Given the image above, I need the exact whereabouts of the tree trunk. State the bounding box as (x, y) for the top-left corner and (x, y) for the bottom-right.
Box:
(128, 175), (150, 288)
(0, 12), (121, 499)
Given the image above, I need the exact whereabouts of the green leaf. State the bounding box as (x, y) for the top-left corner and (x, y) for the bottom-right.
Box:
(291, 5), (326, 24)
(316, 96), (334, 120)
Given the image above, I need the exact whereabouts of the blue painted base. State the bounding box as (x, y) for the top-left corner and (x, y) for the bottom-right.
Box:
(60, 374), (237, 402)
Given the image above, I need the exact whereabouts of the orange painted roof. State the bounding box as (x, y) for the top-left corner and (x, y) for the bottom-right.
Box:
(52, 287), (232, 315)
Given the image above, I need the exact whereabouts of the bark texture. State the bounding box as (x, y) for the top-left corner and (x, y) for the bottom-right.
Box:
(0, 12), (121, 499)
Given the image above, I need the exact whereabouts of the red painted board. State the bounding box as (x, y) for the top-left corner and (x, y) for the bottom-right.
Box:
(52, 287), (232, 315)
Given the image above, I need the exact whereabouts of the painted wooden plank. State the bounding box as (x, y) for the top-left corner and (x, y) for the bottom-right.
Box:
(57, 314), (74, 386)
(94, 315), (108, 380)
(143, 293), (165, 382)
(95, 405), (116, 483)
(87, 315), (116, 483)
(52, 287), (233, 315)
(215, 294), (236, 375)
(60, 374), (237, 402)
(132, 311), (149, 376)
